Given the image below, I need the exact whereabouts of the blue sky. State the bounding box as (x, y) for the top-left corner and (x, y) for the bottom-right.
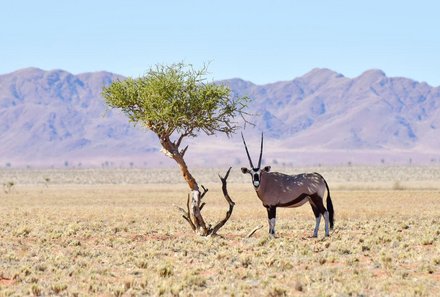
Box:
(1, 0), (439, 86)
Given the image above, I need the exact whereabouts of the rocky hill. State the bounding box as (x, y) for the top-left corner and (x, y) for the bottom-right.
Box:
(1, 67), (439, 167)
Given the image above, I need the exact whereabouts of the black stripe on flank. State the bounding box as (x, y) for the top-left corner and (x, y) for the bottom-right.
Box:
(277, 193), (310, 207)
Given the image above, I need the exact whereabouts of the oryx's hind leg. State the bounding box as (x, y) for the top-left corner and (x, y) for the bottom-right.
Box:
(310, 194), (330, 237)
(310, 204), (321, 237)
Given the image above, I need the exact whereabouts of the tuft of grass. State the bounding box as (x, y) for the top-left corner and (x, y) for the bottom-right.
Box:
(136, 260), (149, 269)
(268, 286), (287, 297)
(50, 283), (67, 295)
(421, 237), (434, 245)
(392, 181), (405, 190)
(14, 227), (31, 237)
(240, 256), (252, 268)
(112, 288), (124, 297)
(31, 285), (42, 296)
(362, 245), (371, 252)
(158, 264), (173, 278)
(3, 181), (15, 194)
(185, 275), (207, 288)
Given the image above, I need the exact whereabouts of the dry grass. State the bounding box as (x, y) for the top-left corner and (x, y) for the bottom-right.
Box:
(2, 165), (440, 189)
(1, 168), (440, 296)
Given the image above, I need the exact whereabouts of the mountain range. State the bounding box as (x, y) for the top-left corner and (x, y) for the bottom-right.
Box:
(1, 67), (439, 168)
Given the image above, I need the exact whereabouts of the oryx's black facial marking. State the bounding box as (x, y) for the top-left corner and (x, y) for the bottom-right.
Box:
(252, 169), (260, 187)
(241, 166), (271, 188)
(240, 133), (335, 237)
(240, 167), (261, 188)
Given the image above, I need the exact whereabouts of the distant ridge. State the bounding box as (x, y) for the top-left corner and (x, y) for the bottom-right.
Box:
(1, 67), (440, 168)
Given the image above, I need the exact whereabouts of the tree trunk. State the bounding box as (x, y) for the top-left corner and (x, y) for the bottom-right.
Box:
(160, 136), (235, 236)
(160, 136), (208, 235)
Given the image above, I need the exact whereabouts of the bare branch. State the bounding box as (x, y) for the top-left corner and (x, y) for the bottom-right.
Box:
(246, 225), (263, 238)
(240, 112), (256, 129)
(175, 127), (194, 149)
(174, 204), (187, 215)
(173, 203), (196, 231)
(184, 195), (197, 231)
(180, 145), (189, 157)
(182, 216), (196, 231)
(175, 133), (187, 149)
(218, 167), (231, 181)
(199, 202), (206, 211)
(200, 185), (209, 200)
(217, 167), (234, 206)
(210, 167), (235, 235)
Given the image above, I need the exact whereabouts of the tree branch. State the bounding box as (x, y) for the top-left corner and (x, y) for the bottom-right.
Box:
(186, 194), (197, 231)
(180, 145), (189, 157)
(175, 127), (193, 149)
(174, 194), (196, 231)
(175, 133), (187, 149)
(200, 185), (209, 200)
(184, 217), (196, 230)
(210, 167), (235, 235)
(246, 225), (263, 238)
(174, 204), (187, 215)
(240, 111), (256, 129)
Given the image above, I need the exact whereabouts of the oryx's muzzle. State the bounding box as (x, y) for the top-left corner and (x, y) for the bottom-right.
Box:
(253, 171), (260, 187)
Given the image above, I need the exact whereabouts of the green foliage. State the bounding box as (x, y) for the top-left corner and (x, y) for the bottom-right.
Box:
(102, 62), (250, 138)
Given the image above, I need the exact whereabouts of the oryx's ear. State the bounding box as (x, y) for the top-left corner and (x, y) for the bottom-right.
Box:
(263, 166), (271, 172)
(241, 167), (249, 174)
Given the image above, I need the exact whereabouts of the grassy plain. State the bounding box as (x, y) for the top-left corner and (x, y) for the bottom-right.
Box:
(1, 167), (440, 296)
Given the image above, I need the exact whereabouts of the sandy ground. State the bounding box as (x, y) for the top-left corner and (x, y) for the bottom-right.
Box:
(1, 177), (439, 296)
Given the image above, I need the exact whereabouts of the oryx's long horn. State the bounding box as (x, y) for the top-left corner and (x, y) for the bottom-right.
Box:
(241, 132), (254, 168)
(258, 132), (263, 168)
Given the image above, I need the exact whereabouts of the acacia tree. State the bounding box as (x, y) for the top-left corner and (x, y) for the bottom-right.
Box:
(102, 63), (250, 236)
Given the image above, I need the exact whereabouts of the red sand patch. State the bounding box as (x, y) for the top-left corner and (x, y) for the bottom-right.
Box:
(0, 277), (15, 286)
(430, 272), (440, 281)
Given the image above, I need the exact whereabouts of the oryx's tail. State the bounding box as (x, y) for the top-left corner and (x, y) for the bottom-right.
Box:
(323, 178), (334, 229)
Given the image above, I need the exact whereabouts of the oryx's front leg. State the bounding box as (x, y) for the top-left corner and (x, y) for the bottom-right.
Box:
(267, 206), (276, 236)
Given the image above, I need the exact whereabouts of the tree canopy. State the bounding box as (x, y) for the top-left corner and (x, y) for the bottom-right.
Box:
(102, 63), (250, 140)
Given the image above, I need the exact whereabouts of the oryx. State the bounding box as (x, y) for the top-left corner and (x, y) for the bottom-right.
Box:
(240, 133), (334, 237)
